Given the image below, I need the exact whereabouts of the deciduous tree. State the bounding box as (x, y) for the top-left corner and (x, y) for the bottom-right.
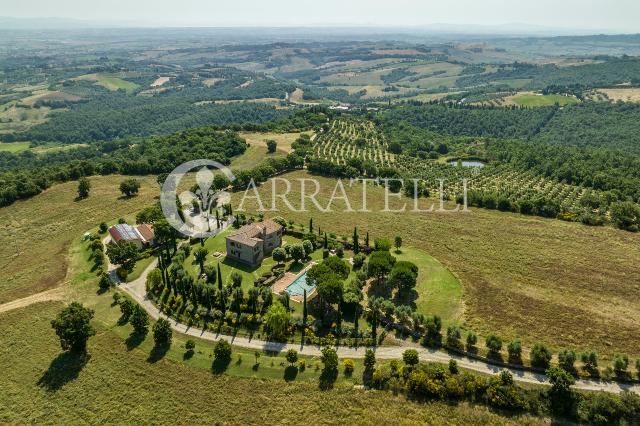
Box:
(50, 302), (96, 354)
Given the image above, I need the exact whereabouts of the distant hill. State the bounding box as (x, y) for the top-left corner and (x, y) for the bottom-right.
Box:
(0, 16), (115, 30)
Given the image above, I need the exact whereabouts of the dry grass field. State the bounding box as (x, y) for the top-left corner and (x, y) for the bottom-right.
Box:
(597, 87), (640, 102)
(239, 131), (308, 154)
(0, 301), (548, 425)
(0, 175), (158, 304)
(236, 171), (640, 359)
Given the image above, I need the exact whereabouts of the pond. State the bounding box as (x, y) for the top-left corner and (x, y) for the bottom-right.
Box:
(448, 160), (486, 168)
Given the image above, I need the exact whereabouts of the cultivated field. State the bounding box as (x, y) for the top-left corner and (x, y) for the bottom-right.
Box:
(0, 301), (547, 425)
(237, 170), (640, 359)
(0, 175), (158, 304)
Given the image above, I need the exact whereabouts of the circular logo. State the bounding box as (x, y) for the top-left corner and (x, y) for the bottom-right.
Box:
(160, 159), (236, 238)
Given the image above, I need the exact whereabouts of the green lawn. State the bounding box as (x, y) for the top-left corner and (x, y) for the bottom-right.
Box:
(511, 93), (579, 107)
(127, 254), (156, 282)
(393, 247), (462, 327)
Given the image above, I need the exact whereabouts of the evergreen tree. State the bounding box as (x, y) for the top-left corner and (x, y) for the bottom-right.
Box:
(353, 227), (360, 254)
(309, 218), (313, 233)
(77, 177), (91, 199)
(365, 232), (370, 247)
(302, 289), (308, 326)
(217, 264), (223, 291)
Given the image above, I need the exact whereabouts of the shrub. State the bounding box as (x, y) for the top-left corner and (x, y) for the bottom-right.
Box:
(119, 298), (134, 321)
(581, 351), (599, 376)
(152, 318), (172, 347)
(99, 222), (108, 233)
(486, 374), (526, 411)
(352, 253), (366, 269)
(185, 339), (196, 351)
(445, 326), (462, 349)
(448, 359), (459, 374)
(214, 339), (232, 362)
(364, 349), (376, 371)
(405, 370), (446, 400)
(302, 240), (314, 257)
(116, 267), (128, 282)
(577, 392), (625, 424)
(558, 349), (577, 372)
(466, 331), (477, 351)
(321, 347), (338, 371)
(343, 358), (355, 376)
(99, 273), (112, 291)
(374, 238), (392, 251)
(507, 340), (522, 364)
(499, 370), (513, 386)
(335, 245), (344, 258)
(530, 343), (552, 369)
(613, 353), (629, 376)
(322, 249), (329, 259)
(485, 335), (502, 355)
(286, 349), (298, 366)
(130, 305), (149, 336)
(403, 349), (419, 366)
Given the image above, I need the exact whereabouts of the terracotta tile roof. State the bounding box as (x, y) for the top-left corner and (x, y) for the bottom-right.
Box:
(226, 219), (282, 246)
(136, 224), (155, 242)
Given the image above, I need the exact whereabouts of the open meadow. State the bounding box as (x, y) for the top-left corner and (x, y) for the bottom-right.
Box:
(504, 92), (579, 107)
(0, 302), (547, 425)
(0, 175), (158, 304)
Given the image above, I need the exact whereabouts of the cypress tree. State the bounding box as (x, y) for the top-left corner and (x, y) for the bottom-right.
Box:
(365, 232), (370, 248)
(324, 232), (328, 249)
(353, 227), (359, 254)
(309, 218), (313, 233)
(354, 305), (359, 341)
(217, 264), (223, 291)
(303, 289), (308, 326)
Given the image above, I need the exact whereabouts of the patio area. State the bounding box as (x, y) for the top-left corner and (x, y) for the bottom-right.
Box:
(270, 263), (317, 303)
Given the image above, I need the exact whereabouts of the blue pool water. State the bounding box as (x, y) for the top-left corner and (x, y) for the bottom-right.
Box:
(286, 272), (315, 297)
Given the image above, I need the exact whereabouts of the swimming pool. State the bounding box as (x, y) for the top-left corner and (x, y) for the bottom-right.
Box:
(286, 271), (315, 297)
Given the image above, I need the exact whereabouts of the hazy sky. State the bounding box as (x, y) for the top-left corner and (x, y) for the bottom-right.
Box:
(2, 0), (639, 31)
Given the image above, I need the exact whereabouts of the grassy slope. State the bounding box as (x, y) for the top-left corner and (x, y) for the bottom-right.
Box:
(0, 141), (31, 153)
(508, 93), (579, 107)
(75, 73), (139, 93)
(0, 175), (158, 304)
(237, 170), (640, 359)
(229, 131), (308, 171)
(0, 301), (546, 425)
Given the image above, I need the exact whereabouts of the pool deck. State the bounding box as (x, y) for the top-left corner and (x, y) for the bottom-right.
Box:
(271, 262), (317, 303)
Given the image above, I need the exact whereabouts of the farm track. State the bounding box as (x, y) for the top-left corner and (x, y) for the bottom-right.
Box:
(0, 287), (64, 314)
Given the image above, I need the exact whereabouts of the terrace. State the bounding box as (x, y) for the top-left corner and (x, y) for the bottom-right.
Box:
(270, 263), (318, 303)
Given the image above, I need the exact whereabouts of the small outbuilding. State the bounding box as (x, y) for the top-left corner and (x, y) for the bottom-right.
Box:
(108, 224), (155, 249)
